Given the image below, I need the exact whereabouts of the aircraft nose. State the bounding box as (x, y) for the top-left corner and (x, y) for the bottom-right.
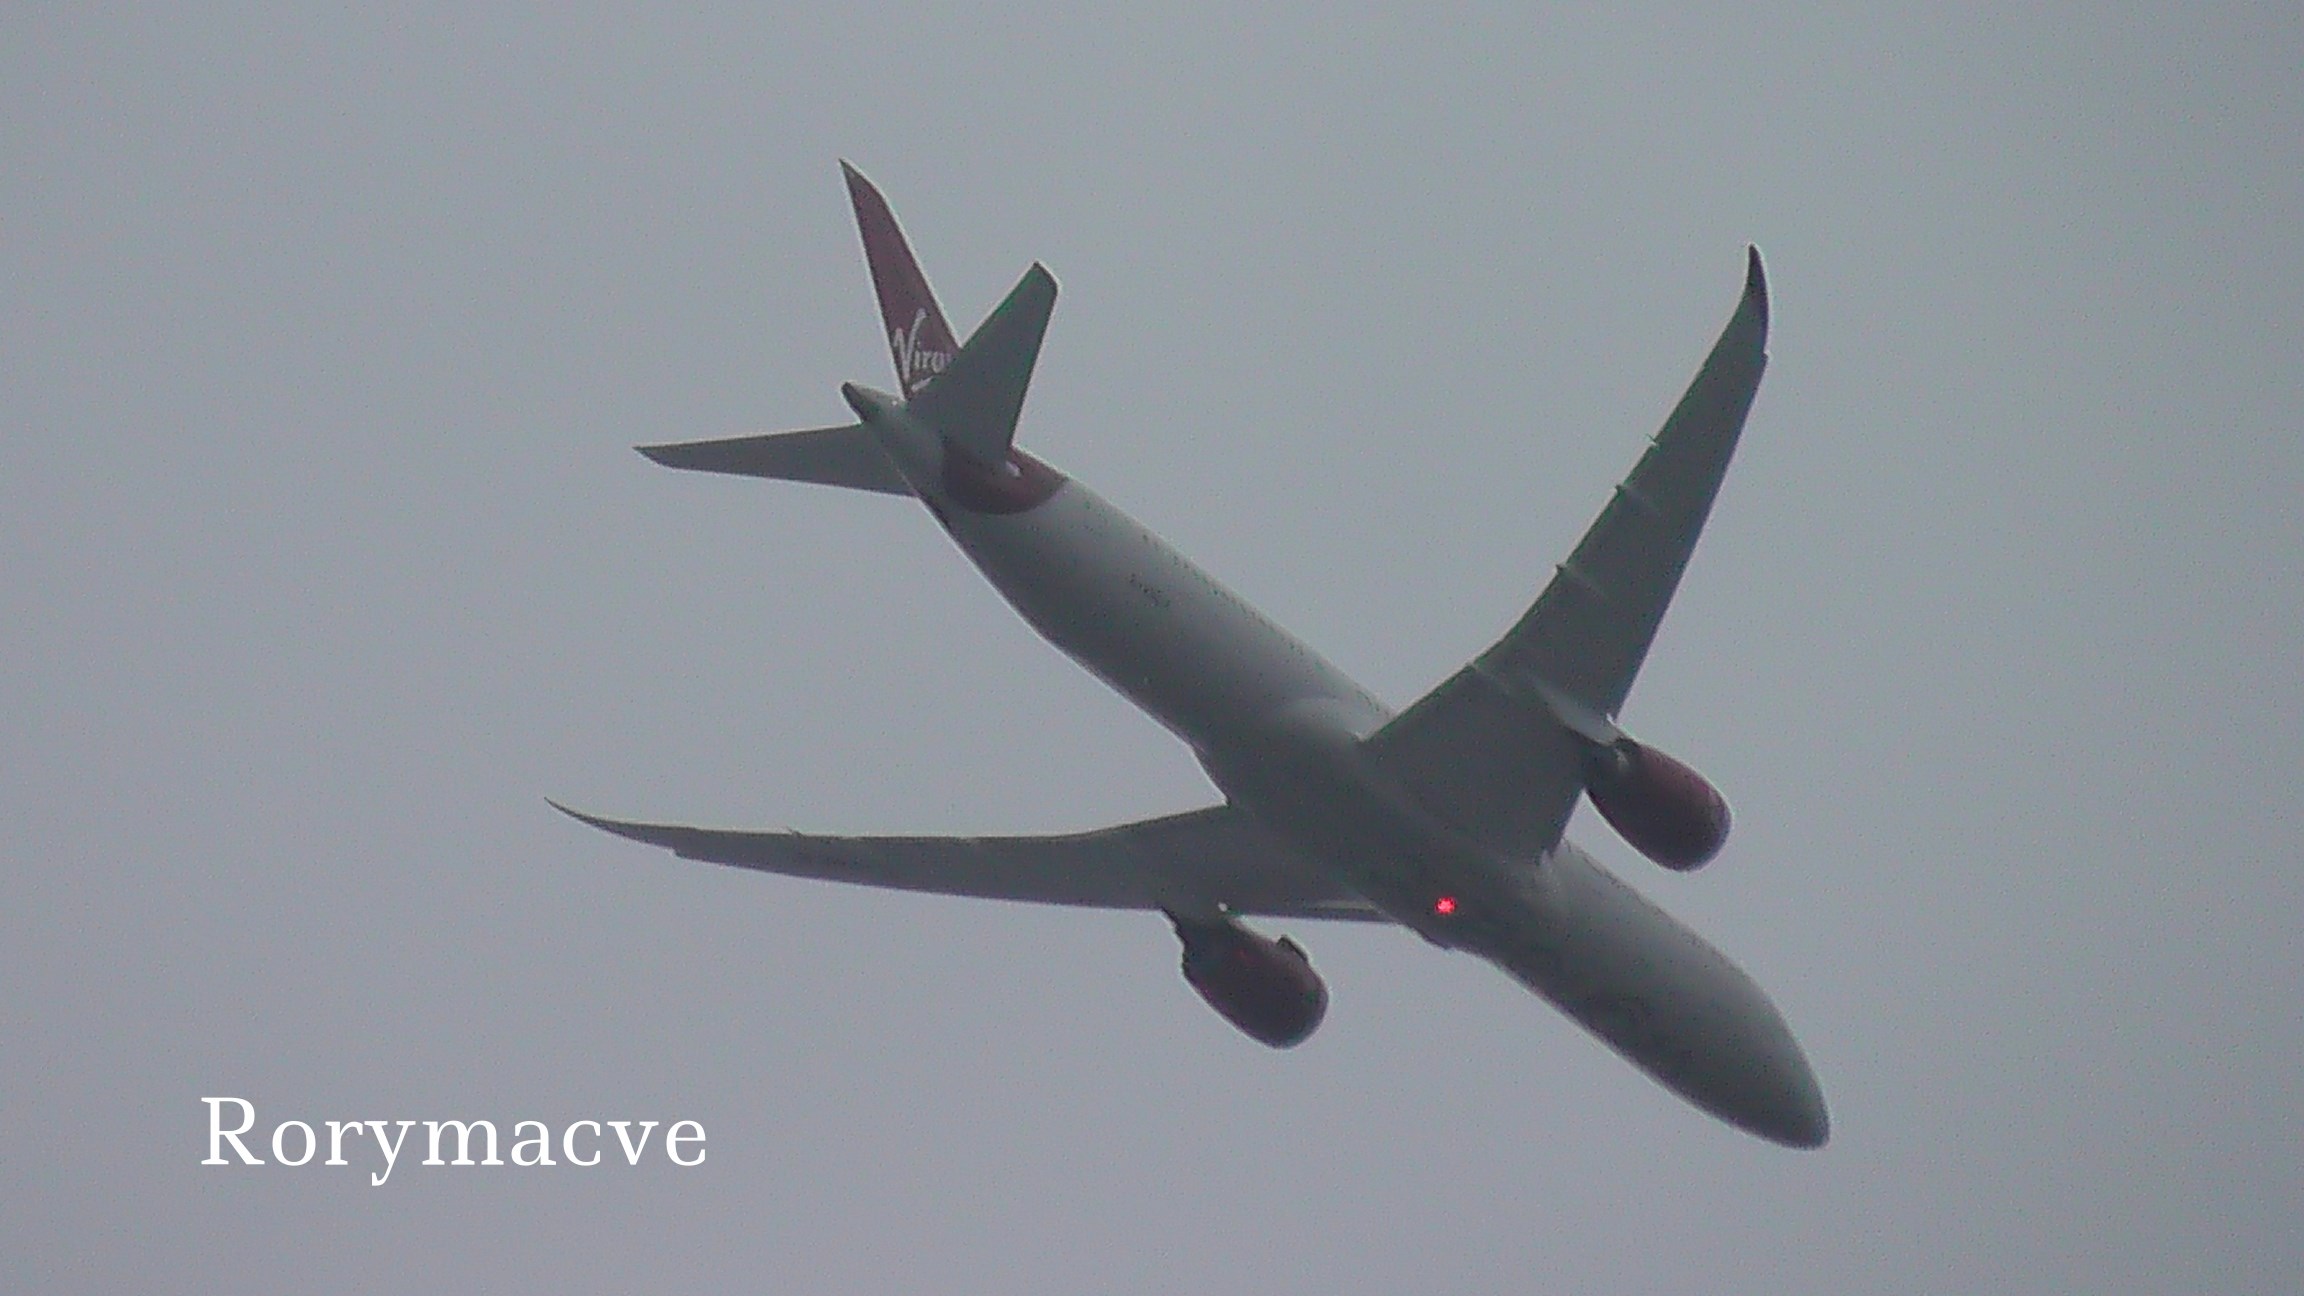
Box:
(1737, 1023), (1830, 1149)
(1757, 1055), (1831, 1149)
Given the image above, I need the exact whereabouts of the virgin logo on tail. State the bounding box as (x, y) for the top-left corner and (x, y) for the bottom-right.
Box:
(892, 308), (952, 397)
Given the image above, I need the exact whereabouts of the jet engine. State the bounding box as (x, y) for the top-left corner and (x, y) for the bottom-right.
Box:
(1584, 739), (1731, 871)
(1167, 911), (1328, 1048)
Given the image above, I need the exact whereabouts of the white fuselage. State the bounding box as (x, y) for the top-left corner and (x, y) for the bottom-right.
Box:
(852, 389), (1827, 1148)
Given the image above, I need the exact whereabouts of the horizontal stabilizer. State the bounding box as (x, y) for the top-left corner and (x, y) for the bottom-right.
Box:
(636, 423), (912, 495)
(909, 263), (1058, 466)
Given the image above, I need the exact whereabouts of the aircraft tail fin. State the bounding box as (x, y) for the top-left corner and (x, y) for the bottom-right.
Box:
(636, 423), (912, 495)
(909, 262), (1058, 466)
(843, 161), (961, 400)
(842, 162), (1060, 464)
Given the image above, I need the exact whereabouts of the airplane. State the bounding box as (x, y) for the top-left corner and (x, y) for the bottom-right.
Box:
(556, 163), (1829, 1149)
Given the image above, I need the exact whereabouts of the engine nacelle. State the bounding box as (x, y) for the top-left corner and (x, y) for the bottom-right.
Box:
(1168, 912), (1328, 1048)
(1584, 739), (1732, 871)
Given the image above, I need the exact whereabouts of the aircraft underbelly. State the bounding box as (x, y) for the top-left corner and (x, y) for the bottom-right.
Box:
(949, 482), (1384, 750)
(1472, 842), (1827, 1144)
(1193, 700), (1826, 1145)
(940, 469), (1824, 1145)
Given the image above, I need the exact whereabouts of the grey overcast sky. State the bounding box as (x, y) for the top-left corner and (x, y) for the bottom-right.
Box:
(6, 5), (2300, 1291)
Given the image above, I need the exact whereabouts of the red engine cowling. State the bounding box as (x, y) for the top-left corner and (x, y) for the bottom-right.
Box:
(1585, 740), (1732, 871)
(1169, 912), (1328, 1048)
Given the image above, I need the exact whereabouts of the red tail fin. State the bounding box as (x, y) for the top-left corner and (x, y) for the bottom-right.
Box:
(842, 162), (960, 399)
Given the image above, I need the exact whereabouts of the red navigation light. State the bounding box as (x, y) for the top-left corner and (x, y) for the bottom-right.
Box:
(1433, 896), (1457, 916)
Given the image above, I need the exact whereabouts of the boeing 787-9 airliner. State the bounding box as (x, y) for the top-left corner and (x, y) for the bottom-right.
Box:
(556, 164), (1829, 1148)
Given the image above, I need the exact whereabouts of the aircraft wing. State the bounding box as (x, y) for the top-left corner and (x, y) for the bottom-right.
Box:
(552, 801), (1389, 922)
(1363, 251), (1770, 859)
